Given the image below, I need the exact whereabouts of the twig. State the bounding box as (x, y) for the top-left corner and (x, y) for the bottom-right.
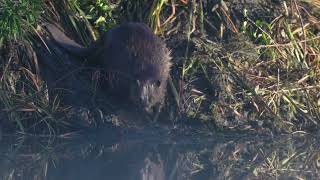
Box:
(256, 36), (320, 49)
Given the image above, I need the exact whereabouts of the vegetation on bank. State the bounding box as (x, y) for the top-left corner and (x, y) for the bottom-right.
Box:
(0, 0), (320, 134)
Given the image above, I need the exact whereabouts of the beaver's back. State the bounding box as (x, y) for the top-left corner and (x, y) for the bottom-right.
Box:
(100, 23), (170, 79)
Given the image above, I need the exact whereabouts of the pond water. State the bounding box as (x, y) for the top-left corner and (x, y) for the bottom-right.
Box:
(0, 127), (319, 180)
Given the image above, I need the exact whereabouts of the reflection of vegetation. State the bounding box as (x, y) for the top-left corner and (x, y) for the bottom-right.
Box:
(253, 134), (320, 178)
(0, 0), (320, 134)
(1, 133), (319, 179)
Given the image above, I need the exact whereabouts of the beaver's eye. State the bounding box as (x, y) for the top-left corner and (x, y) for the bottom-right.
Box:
(155, 80), (161, 87)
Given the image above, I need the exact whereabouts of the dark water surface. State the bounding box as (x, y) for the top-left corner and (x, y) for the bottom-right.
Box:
(0, 127), (319, 180)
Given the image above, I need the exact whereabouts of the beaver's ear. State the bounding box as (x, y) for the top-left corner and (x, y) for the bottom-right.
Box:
(45, 23), (92, 57)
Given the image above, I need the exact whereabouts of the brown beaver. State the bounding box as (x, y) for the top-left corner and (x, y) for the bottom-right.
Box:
(45, 23), (171, 114)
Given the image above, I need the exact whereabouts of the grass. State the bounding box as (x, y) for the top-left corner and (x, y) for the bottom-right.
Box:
(0, 0), (42, 40)
(175, 0), (320, 133)
(237, 2), (320, 131)
(0, 0), (320, 135)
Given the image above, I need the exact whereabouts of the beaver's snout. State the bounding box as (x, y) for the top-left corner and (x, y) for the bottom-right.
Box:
(131, 79), (164, 114)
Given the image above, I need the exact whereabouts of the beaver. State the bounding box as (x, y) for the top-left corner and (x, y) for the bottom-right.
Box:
(45, 23), (171, 114)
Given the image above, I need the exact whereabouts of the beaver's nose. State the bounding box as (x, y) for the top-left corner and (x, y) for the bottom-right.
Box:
(139, 93), (153, 114)
(140, 85), (150, 105)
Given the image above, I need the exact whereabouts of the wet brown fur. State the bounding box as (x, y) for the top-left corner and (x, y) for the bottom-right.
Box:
(45, 23), (171, 113)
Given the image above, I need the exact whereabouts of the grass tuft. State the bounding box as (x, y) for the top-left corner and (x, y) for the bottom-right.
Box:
(0, 0), (42, 40)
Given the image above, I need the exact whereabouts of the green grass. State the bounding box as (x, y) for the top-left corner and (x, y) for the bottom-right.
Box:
(0, 0), (42, 40)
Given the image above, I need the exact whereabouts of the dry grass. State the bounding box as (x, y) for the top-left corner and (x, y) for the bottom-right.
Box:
(0, 0), (320, 134)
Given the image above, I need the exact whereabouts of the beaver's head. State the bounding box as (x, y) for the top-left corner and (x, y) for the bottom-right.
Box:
(129, 43), (171, 114)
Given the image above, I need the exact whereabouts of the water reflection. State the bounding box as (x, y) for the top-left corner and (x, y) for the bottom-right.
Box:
(0, 129), (319, 179)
